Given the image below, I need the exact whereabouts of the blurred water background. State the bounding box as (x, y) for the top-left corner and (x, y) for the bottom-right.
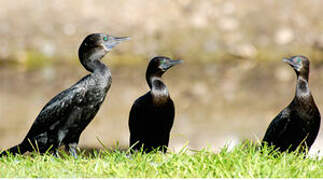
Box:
(0, 0), (323, 155)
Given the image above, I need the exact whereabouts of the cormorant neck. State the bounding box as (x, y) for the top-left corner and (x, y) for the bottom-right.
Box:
(86, 59), (108, 73)
(147, 75), (169, 104)
(146, 71), (162, 88)
(79, 47), (107, 73)
(149, 76), (168, 93)
(295, 75), (310, 98)
(296, 68), (309, 82)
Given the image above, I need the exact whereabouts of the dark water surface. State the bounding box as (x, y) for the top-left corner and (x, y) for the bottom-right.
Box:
(1, 61), (322, 155)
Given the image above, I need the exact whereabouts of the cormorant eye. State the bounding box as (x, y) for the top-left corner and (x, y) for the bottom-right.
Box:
(295, 57), (301, 64)
(103, 37), (108, 41)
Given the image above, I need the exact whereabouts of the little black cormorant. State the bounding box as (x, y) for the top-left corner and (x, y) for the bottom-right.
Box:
(128, 56), (183, 153)
(0, 33), (129, 157)
(262, 56), (321, 153)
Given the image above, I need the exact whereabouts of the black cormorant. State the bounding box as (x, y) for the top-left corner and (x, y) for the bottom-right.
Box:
(128, 56), (183, 153)
(262, 56), (321, 153)
(0, 33), (129, 157)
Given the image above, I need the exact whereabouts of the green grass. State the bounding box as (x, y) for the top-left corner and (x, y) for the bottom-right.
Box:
(0, 143), (322, 178)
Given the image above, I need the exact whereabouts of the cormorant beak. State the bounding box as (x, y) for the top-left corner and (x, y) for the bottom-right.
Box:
(102, 36), (131, 52)
(169, 59), (184, 66)
(162, 59), (184, 70)
(283, 57), (301, 71)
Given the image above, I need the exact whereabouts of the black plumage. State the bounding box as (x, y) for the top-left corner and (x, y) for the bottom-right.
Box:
(262, 56), (321, 153)
(0, 33), (129, 157)
(129, 56), (183, 153)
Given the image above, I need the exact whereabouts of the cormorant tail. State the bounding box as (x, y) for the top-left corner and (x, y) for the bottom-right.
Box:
(0, 143), (27, 157)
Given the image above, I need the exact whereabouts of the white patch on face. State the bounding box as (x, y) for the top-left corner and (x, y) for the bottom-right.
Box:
(100, 43), (109, 52)
(295, 66), (302, 72)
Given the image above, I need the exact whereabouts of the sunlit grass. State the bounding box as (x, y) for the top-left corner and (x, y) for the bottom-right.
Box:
(0, 142), (322, 178)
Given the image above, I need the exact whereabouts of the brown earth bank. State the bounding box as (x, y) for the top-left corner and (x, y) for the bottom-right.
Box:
(0, 60), (322, 155)
(1, 0), (323, 63)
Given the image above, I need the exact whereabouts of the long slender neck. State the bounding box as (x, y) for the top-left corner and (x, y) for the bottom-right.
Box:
(146, 73), (169, 104)
(86, 59), (109, 73)
(295, 74), (310, 98)
(151, 77), (168, 94)
(79, 46), (109, 73)
(293, 70), (319, 116)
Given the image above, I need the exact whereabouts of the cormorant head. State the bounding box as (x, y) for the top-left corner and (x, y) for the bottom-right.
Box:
(79, 33), (130, 62)
(146, 56), (183, 77)
(283, 56), (310, 77)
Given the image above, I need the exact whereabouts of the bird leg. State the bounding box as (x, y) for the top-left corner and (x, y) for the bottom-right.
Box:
(66, 142), (78, 159)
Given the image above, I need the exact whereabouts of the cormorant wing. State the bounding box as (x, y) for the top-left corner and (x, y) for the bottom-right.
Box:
(25, 84), (86, 138)
(128, 94), (149, 146)
(165, 99), (175, 131)
(262, 109), (291, 145)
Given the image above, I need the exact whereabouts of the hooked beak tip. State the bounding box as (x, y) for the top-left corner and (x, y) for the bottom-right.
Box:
(177, 59), (184, 64)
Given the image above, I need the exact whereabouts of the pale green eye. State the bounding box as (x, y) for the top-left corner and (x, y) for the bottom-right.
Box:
(103, 37), (108, 41)
(295, 57), (301, 63)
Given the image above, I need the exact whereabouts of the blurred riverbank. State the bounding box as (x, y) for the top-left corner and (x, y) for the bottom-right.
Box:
(1, 0), (323, 65)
